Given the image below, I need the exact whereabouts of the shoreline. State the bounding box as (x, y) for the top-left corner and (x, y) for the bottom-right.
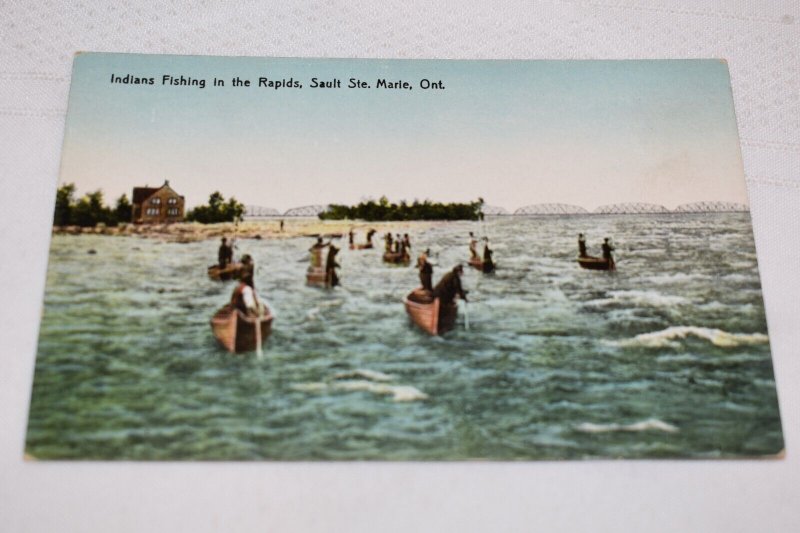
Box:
(52, 219), (447, 243)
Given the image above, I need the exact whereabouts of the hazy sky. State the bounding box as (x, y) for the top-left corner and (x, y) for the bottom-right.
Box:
(60, 54), (749, 211)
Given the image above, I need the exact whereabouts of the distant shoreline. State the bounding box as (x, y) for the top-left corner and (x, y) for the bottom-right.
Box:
(51, 219), (443, 243)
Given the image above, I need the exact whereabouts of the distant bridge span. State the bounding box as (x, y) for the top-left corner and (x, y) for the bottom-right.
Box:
(283, 205), (329, 217)
(674, 201), (749, 213)
(514, 203), (589, 215)
(594, 203), (669, 214)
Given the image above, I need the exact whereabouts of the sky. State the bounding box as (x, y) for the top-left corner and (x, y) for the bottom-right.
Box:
(59, 54), (749, 212)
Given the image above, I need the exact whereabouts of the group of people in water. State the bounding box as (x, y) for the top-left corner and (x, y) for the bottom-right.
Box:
(217, 229), (615, 319)
(384, 232), (413, 258)
(217, 237), (263, 317)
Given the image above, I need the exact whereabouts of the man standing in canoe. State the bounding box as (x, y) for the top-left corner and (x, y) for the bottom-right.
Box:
(384, 232), (393, 253)
(602, 237), (616, 268)
(483, 238), (494, 271)
(218, 237), (233, 268)
(578, 233), (587, 257)
(326, 245), (341, 287)
(469, 232), (479, 260)
(309, 237), (329, 268)
(432, 265), (468, 305)
(230, 270), (262, 316)
(418, 249), (433, 291)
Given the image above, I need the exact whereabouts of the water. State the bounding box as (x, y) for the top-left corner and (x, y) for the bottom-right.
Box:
(26, 213), (783, 460)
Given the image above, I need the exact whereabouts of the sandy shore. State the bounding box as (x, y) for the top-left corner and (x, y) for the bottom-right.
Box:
(52, 219), (445, 243)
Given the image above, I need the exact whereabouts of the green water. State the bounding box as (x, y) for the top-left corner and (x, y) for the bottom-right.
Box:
(26, 214), (783, 460)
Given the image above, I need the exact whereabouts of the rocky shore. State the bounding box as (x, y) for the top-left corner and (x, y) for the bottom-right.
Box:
(52, 219), (441, 243)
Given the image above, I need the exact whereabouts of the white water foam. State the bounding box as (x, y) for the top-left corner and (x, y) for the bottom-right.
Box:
(576, 418), (678, 434)
(332, 380), (429, 402)
(586, 290), (690, 308)
(611, 326), (769, 348)
(333, 369), (394, 382)
(291, 368), (428, 402)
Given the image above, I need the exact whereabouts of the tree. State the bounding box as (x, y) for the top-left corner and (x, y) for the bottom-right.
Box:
(319, 198), (483, 221)
(114, 194), (132, 223)
(54, 183), (76, 226)
(72, 190), (114, 227)
(185, 192), (245, 224)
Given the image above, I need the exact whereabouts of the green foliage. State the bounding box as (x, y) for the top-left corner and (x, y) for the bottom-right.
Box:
(53, 183), (119, 227)
(54, 183), (76, 226)
(185, 192), (245, 224)
(319, 198), (484, 221)
(114, 194), (132, 222)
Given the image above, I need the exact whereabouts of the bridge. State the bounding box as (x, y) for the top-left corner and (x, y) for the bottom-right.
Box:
(594, 203), (669, 214)
(244, 205), (281, 217)
(514, 203), (589, 215)
(282, 205), (329, 217)
(673, 201), (749, 213)
(481, 205), (509, 216)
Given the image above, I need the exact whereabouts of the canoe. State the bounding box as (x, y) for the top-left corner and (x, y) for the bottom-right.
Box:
(210, 303), (273, 353)
(468, 257), (495, 273)
(207, 263), (245, 281)
(349, 242), (374, 250)
(577, 255), (616, 271)
(383, 251), (410, 264)
(403, 289), (458, 335)
(306, 266), (331, 287)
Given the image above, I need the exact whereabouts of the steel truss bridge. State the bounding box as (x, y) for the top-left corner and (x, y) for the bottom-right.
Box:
(244, 201), (749, 218)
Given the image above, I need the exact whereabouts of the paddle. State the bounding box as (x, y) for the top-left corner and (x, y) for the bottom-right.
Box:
(463, 298), (470, 331)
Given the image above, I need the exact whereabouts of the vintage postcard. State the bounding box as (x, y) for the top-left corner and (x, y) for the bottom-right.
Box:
(25, 53), (783, 460)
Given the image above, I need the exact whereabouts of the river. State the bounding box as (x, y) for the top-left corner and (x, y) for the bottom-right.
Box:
(26, 213), (783, 460)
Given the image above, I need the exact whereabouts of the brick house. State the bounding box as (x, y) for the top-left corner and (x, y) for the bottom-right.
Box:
(131, 180), (185, 224)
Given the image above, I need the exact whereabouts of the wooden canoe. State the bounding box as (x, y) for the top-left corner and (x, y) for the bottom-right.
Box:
(468, 257), (495, 273)
(306, 266), (331, 287)
(207, 263), (245, 281)
(577, 256), (616, 271)
(210, 304), (273, 353)
(349, 242), (374, 250)
(383, 251), (410, 264)
(403, 289), (458, 335)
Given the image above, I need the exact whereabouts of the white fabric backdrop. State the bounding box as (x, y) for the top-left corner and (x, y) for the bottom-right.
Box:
(1, 1), (798, 531)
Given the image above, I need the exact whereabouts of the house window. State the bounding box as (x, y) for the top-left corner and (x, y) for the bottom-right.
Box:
(150, 197), (161, 205)
(167, 197), (178, 205)
(146, 207), (160, 216)
(167, 208), (179, 216)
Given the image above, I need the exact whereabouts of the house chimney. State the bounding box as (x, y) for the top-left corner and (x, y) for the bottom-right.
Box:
(164, 179), (170, 186)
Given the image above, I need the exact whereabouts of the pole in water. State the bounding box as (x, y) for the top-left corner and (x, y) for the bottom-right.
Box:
(464, 300), (470, 331)
(255, 314), (263, 357)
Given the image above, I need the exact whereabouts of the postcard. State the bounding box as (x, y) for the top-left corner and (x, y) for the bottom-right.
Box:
(25, 53), (783, 460)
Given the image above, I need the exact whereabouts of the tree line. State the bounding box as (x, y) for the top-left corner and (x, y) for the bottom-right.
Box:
(53, 183), (244, 226)
(54, 184), (132, 227)
(319, 197), (485, 221)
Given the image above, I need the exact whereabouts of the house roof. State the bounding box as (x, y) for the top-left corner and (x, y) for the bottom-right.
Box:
(132, 180), (181, 204)
(132, 187), (160, 204)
